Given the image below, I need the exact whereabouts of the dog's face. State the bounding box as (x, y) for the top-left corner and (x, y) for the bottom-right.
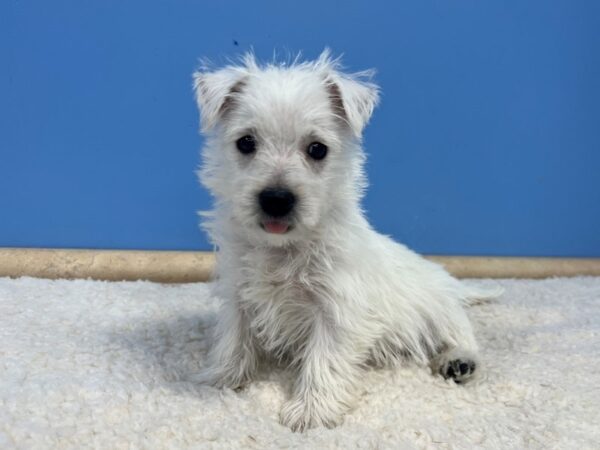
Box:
(194, 51), (379, 246)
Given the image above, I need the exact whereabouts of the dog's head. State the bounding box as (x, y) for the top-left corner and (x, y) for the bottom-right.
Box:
(194, 50), (379, 246)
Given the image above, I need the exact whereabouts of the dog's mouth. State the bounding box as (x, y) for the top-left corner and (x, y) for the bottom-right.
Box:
(260, 219), (292, 234)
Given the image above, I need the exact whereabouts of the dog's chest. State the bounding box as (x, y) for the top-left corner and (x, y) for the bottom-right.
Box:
(237, 249), (324, 356)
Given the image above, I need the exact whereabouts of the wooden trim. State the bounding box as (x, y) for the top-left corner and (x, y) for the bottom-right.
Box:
(1, 248), (599, 282)
(427, 255), (600, 279)
(0, 248), (214, 283)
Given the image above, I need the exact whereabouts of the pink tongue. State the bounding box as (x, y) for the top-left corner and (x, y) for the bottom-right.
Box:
(264, 220), (289, 234)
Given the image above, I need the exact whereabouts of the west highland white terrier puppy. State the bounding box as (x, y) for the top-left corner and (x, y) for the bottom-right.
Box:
(192, 50), (500, 431)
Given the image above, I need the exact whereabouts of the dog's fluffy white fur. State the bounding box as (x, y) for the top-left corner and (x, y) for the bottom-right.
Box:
(192, 50), (501, 431)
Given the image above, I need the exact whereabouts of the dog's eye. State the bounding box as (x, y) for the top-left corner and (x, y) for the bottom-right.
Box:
(236, 135), (256, 154)
(307, 142), (328, 161)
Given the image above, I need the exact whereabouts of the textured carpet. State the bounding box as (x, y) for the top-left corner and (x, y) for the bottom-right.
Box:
(1, 276), (599, 449)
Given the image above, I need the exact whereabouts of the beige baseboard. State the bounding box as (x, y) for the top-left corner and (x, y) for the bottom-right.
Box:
(0, 248), (214, 283)
(430, 255), (600, 279)
(1, 248), (599, 283)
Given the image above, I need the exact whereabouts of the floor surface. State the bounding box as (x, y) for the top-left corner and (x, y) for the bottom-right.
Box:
(1, 277), (599, 449)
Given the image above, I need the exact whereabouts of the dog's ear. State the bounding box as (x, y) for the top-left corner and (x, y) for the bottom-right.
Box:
(193, 67), (246, 132)
(327, 72), (379, 138)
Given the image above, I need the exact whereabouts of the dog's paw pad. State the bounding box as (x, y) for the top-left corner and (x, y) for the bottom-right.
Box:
(440, 358), (477, 383)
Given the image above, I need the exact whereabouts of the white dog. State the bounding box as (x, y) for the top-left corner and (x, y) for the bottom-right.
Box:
(192, 50), (500, 431)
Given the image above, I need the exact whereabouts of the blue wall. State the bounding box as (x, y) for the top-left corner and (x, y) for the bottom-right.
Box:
(1, 1), (599, 256)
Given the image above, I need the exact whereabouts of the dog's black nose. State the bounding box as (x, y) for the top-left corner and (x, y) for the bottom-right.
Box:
(258, 188), (296, 217)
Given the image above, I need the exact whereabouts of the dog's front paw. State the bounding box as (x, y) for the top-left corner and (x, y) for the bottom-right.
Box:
(280, 398), (344, 432)
(188, 366), (248, 390)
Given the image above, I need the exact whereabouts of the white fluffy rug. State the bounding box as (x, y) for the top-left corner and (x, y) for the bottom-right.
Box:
(1, 276), (599, 449)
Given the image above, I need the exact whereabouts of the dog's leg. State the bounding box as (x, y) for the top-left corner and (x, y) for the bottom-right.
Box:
(192, 300), (258, 389)
(280, 315), (361, 431)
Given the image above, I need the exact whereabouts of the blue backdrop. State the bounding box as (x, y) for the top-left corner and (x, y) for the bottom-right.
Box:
(1, 1), (599, 256)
